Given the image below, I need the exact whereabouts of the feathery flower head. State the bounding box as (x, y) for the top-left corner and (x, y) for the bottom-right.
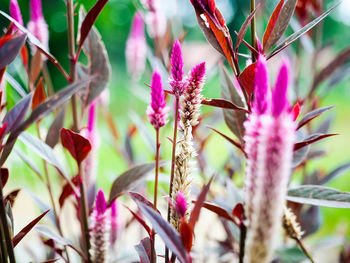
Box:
(243, 55), (295, 263)
(110, 200), (120, 246)
(90, 190), (110, 263)
(147, 70), (168, 129)
(126, 12), (147, 80)
(170, 40), (185, 95)
(175, 191), (187, 218)
(181, 62), (206, 127)
(27, 0), (49, 50)
(9, 0), (23, 33)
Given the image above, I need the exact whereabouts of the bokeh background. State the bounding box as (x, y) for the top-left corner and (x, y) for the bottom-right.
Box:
(0, 0), (350, 261)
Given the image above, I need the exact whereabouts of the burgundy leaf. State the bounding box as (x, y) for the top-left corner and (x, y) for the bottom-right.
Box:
(12, 209), (50, 247)
(238, 62), (256, 99)
(60, 128), (91, 165)
(207, 126), (245, 154)
(136, 201), (190, 263)
(32, 77), (47, 110)
(125, 206), (152, 237)
(179, 220), (193, 252)
(59, 175), (81, 208)
(135, 237), (153, 263)
(201, 98), (248, 112)
(297, 106), (334, 130)
(0, 168), (9, 187)
(76, 0), (109, 60)
(188, 176), (214, 229)
(232, 203), (244, 225)
(129, 192), (160, 214)
(5, 189), (21, 207)
(200, 201), (238, 225)
(0, 34), (27, 69)
(235, 5), (260, 54)
(294, 133), (337, 151)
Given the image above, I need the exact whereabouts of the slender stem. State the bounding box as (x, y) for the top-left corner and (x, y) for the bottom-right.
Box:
(165, 95), (180, 262)
(151, 128), (160, 263)
(0, 219), (8, 262)
(66, 0), (79, 132)
(238, 223), (247, 263)
(0, 171), (15, 263)
(250, 0), (256, 62)
(42, 62), (54, 96)
(294, 238), (315, 263)
(79, 166), (92, 263)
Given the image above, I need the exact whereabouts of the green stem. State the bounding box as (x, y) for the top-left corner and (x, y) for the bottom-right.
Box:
(165, 95), (180, 262)
(0, 171), (15, 263)
(250, 0), (256, 62)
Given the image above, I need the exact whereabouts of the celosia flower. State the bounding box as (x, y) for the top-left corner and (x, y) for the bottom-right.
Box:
(110, 200), (120, 246)
(27, 0), (49, 51)
(175, 191), (187, 218)
(90, 190), (110, 263)
(170, 40), (185, 95)
(171, 62), (206, 230)
(125, 12), (147, 80)
(243, 55), (296, 263)
(147, 70), (168, 129)
(9, 0), (23, 33)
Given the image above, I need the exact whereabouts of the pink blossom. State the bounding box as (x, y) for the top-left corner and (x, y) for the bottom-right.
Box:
(27, 0), (49, 51)
(170, 40), (185, 95)
(9, 0), (23, 33)
(110, 200), (120, 246)
(126, 12), (147, 80)
(244, 55), (296, 263)
(147, 70), (168, 129)
(175, 191), (187, 218)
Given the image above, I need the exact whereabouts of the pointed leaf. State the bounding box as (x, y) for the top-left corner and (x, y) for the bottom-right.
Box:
(45, 107), (66, 148)
(32, 77), (46, 110)
(238, 62), (256, 99)
(129, 192), (159, 213)
(12, 209), (50, 247)
(77, 8), (111, 106)
(235, 6), (259, 53)
(287, 185), (350, 208)
(1, 168), (9, 187)
(201, 98), (248, 112)
(135, 237), (153, 263)
(268, 3), (340, 59)
(125, 206), (152, 237)
(4, 189), (20, 207)
(201, 201), (238, 225)
(297, 106), (334, 130)
(60, 128), (91, 165)
(207, 126), (244, 153)
(318, 162), (350, 185)
(263, 0), (285, 52)
(294, 133), (337, 151)
(59, 175), (81, 208)
(136, 201), (190, 263)
(0, 34), (27, 69)
(263, 0), (298, 52)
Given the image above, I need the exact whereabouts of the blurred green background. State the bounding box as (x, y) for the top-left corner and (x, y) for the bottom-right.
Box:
(1, 0), (350, 245)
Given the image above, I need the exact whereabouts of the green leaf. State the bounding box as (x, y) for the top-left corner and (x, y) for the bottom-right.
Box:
(276, 247), (309, 263)
(287, 185), (350, 208)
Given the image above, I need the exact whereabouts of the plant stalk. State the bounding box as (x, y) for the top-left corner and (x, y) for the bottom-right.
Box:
(165, 95), (180, 262)
(250, 0), (256, 62)
(0, 170), (15, 263)
(238, 223), (247, 263)
(0, 217), (8, 262)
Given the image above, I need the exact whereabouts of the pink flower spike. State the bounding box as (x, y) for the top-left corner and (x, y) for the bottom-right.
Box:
(189, 62), (206, 85)
(30, 0), (43, 21)
(253, 55), (270, 115)
(27, 0), (49, 51)
(95, 190), (107, 215)
(175, 191), (187, 218)
(147, 70), (168, 129)
(272, 61), (290, 117)
(9, 0), (23, 32)
(171, 40), (184, 82)
(126, 12), (147, 80)
(110, 200), (120, 245)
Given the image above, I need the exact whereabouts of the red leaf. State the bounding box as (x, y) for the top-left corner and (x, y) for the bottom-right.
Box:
(32, 77), (47, 110)
(125, 206), (152, 237)
(179, 220), (194, 252)
(201, 98), (248, 112)
(12, 209), (50, 247)
(60, 128), (91, 165)
(0, 33), (27, 69)
(0, 168), (9, 187)
(21, 45), (28, 71)
(189, 176), (214, 229)
(294, 133), (337, 151)
(232, 203), (244, 225)
(76, 0), (109, 60)
(200, 201), (238, 225)
(262, 0), (285, 52)
(129, 192), (160, 214)
(59, 175), (81, 208)
(292, 102), (301, 121)
(238, 62), (256, 99)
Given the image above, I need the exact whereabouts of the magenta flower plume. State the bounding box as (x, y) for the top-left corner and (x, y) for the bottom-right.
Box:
(110, 200), (120, 246)
(27, 0), (49, 51)
(147, 70), (168, 129)
(90, 190), (110, 263)
(170, 40), (185, 95)
(175, 191), (187, 218)
(9, 0), (23, 33)
(244, 55), (296, 263)
(126, 12), (147, 80)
